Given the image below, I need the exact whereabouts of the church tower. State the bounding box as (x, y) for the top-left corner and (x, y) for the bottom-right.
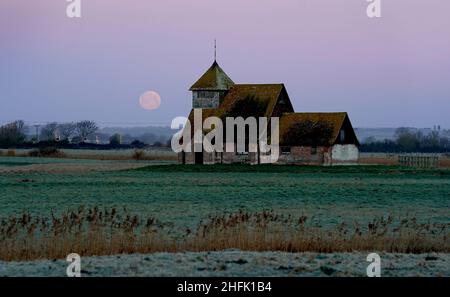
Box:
(189, 60), (234, 109)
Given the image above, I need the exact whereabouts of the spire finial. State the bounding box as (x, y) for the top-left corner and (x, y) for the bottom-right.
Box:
(214, 39), (217, 62)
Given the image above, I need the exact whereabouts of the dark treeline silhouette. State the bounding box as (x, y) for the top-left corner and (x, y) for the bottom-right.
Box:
(0, 120), (171, 149)
(0, 120), (27, 147)
(360, 127), (450, 153)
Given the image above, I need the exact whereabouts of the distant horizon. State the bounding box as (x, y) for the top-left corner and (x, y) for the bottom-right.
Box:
(1, 120), (449, 131)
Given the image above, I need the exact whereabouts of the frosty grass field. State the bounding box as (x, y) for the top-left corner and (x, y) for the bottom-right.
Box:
(0, 154), (449, 276)
(0, 155), (449, 229)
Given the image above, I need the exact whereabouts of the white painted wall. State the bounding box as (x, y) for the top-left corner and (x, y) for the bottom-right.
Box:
(331, 144), (359, 162)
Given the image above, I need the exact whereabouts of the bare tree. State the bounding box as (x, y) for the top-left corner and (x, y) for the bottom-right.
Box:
(40, 122), (59, 141)
(58, 122), (76, 141)
(395, 127), (419, 151)
(76, 121), (98, 141)
(109, 133), (121, 146)
(0, 120), (27, 146)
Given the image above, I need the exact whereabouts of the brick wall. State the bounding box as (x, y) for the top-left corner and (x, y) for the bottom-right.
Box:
(276, 146), (331, 165)
(179, 146), (359, 166)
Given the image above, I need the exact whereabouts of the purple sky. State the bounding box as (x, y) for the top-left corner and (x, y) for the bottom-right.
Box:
(1, 0), (449, 128)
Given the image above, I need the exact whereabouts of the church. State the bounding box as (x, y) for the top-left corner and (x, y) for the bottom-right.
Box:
(179, 59), (359, 166)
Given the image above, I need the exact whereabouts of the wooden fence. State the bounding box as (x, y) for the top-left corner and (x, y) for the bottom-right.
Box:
(398, 154), (439, 168)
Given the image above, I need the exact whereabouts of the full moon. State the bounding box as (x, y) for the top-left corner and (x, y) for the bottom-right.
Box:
(139, 91), (161, 110)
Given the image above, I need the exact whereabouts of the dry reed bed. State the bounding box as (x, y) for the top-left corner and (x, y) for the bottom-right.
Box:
(0, 207), (448, 261)
(359, 155), (450, 168)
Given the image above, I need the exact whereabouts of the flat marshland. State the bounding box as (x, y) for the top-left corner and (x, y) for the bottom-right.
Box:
(1, 157), (448, 228)
(0, 154), (449, 274)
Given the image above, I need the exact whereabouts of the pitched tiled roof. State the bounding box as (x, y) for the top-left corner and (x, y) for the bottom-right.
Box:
(279, 112), (357, 146)
(187, 84), (286, 124)
(221, 84), (285, 118)
(189, 61), (235, 91)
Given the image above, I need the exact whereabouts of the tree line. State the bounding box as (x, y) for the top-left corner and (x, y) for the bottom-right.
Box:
(0, 120), (171, 148)
(38, 121), (98, 142)
(0, 120), (98, 146)
(360, 127), (450, 153)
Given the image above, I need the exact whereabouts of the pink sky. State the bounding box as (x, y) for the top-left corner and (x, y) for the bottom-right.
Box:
(0, 0), (449, 128)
